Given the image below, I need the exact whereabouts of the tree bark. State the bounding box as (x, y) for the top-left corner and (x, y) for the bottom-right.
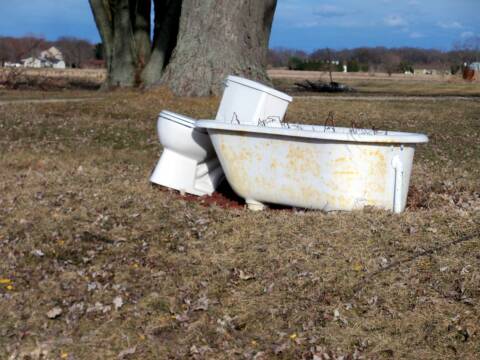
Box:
(141, 0), (181, 86)
(110, 0), (137, 86)
(131, 0), (151, 68)
(89, 0), (114, 80)
(161, 0), (278, 96)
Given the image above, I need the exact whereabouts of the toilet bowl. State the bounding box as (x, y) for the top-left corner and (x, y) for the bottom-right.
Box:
(150, 111), (224, 196)
(216, 75), (292, 125)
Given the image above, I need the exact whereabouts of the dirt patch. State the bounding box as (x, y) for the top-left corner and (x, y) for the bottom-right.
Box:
(153, 181), (245, 209)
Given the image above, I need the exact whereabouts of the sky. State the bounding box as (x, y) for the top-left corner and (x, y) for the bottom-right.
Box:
(0, 0), (478, 51)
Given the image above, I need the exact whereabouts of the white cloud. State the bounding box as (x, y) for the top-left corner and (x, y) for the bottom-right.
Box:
(437, 21), (463, 29)
(313, 5), (349, 18)
(461, 31), (474, 39)
(384, 15), (408, 27)
(409, 32), (424, 39)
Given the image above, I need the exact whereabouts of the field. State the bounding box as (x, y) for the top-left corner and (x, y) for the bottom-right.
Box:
(1, 71), (480, 359)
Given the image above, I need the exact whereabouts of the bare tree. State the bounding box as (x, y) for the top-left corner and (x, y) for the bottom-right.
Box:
(55, 37), (95, 68)
(0, 36), (48, 64)
(89, 0), (277, 96)
(382, 53), (401, 76)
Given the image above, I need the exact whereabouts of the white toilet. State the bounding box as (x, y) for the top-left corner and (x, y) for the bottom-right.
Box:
(216, 75), (293, 125)
(150, 111), (224, 196)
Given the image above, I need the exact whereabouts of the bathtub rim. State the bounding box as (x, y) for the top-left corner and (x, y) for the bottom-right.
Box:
(197, 120), (428, 144)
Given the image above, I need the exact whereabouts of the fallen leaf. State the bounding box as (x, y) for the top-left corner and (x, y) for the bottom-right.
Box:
(175, 313), (190, 322)
(353, 263), (363, 272)
(47, 307), (63, 319)
(333, 309), (340, 319)
(118, 346), (136, 359)
(239, 270), (255, 281)
(193, 296), (209, 311)
(31, 249), (45, 257)
(113, 296), (123, 310)
(0, 278), (12, 284)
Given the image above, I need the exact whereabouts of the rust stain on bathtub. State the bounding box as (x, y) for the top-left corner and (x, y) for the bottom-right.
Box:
(285, 144), (321, 177)
(218, 139), (251, 196)
(270, 159), (279, 170)
(333, 170), (359, 176)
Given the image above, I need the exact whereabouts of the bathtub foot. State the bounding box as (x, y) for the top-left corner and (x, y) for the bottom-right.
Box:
(246, 199), (266, 211)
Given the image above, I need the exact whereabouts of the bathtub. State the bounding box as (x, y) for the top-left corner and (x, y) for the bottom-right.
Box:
(196, 120), (428, 213)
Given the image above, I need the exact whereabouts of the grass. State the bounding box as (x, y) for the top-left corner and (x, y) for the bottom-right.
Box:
(0, 78), (479, 359)
(271, 73), (480, 97)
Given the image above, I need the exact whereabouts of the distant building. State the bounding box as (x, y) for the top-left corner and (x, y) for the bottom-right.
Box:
(21, 57), (43, 68)
(21, 46), (66, 69)
(469, 62), (480, 71)
(414, 68), (437, 75)
(463, 62), (480, 81)
(40, 47), (64, 62)
(4, 62), (22, 68)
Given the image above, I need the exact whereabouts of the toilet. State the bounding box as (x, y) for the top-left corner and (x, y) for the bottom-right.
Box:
(216, 75), (293, 125)
(150, 111), (224, 196)
(150, 76), (292, 197)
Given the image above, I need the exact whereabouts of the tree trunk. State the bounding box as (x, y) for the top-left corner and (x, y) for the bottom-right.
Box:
(89, 0), (114, 82)
(161, 0), (277, 96)
(131, 0), (151, 68)
(141, 0), (182, 86)
(89, 0), (277, 95)
(110, 0), (137, 86)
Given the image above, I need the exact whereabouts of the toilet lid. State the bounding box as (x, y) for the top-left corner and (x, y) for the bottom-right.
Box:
(226, 75), (293, 102)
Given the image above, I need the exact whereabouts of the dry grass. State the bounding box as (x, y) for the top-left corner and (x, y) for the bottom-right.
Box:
(268, 69), (456, 82)
(0, 81), (479, 359)
(270, 70), (480, 97)
(0, 68), (104, 92)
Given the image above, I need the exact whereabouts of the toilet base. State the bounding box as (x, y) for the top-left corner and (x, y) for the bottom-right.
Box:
(150, 149), (224, 196)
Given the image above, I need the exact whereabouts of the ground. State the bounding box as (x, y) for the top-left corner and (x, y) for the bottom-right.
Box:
(0, 71), (479, 359)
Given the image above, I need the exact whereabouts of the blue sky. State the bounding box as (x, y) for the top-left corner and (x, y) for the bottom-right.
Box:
(0, 0), (478, 51)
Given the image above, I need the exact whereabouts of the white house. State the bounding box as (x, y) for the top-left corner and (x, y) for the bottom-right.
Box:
(21, 46), (66, 69)
(4, 62), (22, 68)
(21, 57), (43, 68)
(40, 46), (64, 61)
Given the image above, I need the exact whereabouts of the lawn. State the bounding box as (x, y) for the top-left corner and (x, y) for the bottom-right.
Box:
(1, 78), (479, 359)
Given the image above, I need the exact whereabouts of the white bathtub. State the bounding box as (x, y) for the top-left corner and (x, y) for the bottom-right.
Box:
(196, 120), (428, 213)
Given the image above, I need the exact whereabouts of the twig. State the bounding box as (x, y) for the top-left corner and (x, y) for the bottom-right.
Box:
(352, 230), (480, 293)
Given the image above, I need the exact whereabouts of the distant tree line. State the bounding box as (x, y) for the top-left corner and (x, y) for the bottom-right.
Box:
(268, 37), (480, 74)
(3, 35), (479, 76)
(0, 36), (100, 68)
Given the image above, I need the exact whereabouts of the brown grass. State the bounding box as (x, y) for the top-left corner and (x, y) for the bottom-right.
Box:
(0, 68), (105, 91)
(270, 69), (480, 97)
(0, 80), (479, 359)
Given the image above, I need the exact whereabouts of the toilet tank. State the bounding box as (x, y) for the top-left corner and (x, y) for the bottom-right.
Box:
(216, 75), (292, 125)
